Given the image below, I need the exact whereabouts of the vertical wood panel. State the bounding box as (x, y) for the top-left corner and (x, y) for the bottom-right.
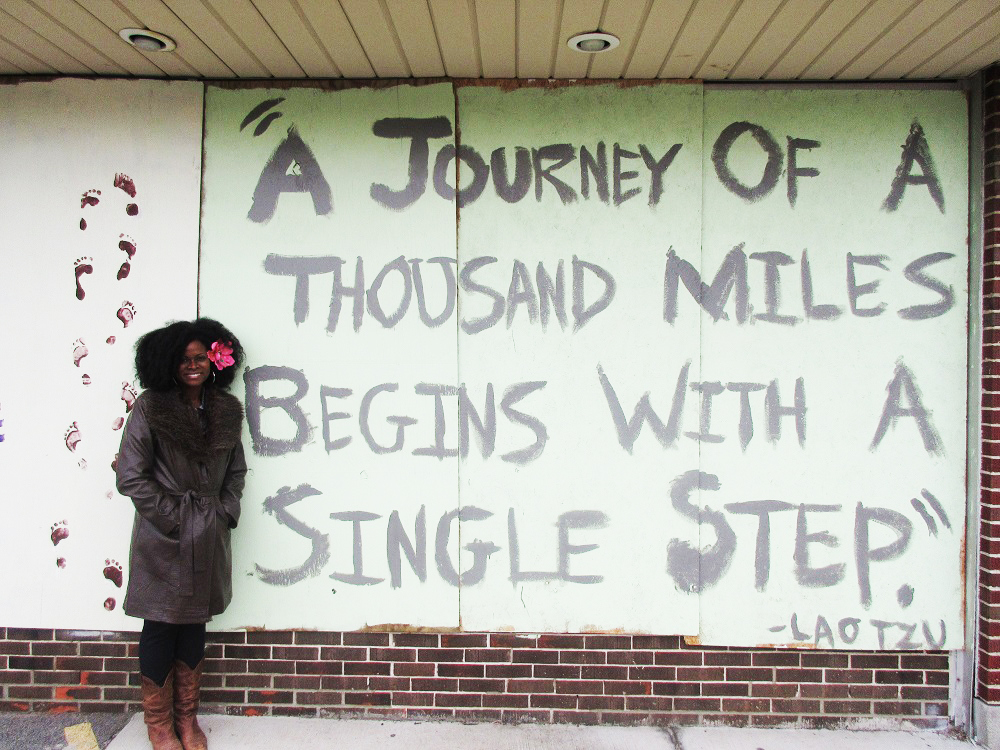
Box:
(475, 0), (515, 77)
(626, 0), (695, 79)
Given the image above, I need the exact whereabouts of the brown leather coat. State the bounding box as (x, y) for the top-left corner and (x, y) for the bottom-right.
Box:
(116, 388), (247, 624)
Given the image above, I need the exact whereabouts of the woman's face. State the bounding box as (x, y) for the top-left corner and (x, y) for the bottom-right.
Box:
(177, 340), (211, 391)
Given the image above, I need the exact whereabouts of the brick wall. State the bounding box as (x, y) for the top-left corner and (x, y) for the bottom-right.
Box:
(0, 627), (949, 728)
(981, 63), (1000, 704)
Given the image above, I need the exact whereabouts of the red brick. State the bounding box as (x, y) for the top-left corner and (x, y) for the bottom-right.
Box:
(441, 633), (487, 648)
(533, 665), (580, 679)
(435, 693), (481, 708)
(507, 679), (554, 694)
(438, 663), (484, 678)
(530, 694), (578, 709)
(343, 633), (389, 647)
(392, 634), (439, 647)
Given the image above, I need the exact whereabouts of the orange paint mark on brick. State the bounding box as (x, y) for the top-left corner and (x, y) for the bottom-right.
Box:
(245, 708), (264, 717)
(10, 702), (29, 712)
(48, 704), (80, 714)
(80, 671), (91, 685)
(259, 691), (277, 701)
(55, 687), (74, 701)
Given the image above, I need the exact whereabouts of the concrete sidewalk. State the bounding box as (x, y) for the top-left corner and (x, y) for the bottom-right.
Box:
(101, 715), (976, 750)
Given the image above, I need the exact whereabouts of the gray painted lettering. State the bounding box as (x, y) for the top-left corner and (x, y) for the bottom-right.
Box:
(814, 615), (835, 648)
(922, 620), (946, 649)
(411, 257), (457, 328)
(870, 360), (943, 455)
(723, 500), (795, 591)
(360, 383), (416, 454)
(613, 143), (641, 205)
(765, 378), (806, 447)
(838, 617), (861, 644)
(786, 137), (820, 207)
(320, 385), (352, 452)
(387, 506), (427, 589)
(572, 255), (616, 330)
(855, 502), (913, 608)
(491, 146), (531, 203)
(750, 251), (800, 325)
(366, 255), (412, 328)
(370, 117), (453, 210)
(435, 506), (499, 587)
(256, 484), (329, 586)
(794, 504), (845, 588)
(500, 381), (548, 464)
(263, 254), (340, 326)
(327, 256), (365, 333)
(433, 144), (489, 207)
(870, 619), (893, 649)
(580, 143), (609, 203)
(598, 361), (690, 453)
(460, 256), (504, 334)
(711, 121), (782, 202)
(412, 383), (459, 460)
(882, 121), (945, 213)
(459, 383), (496, 459)
(663, 245), (750, 324)
(508, 508), (557, 583)
(898, 252), (956, 320)
(249, 127), (332, 223)
(847, 253), (889, 318)
(726, 382), (766, 451)
(666, 470), (736, 593)
(507, 260), (539, 327)
(639, 143), (682, 207)
(532, 144), (577, 204)
(330, 511), (384, 586)
(244, 365), (311, 456)
(685, 381), (725, 443)
(558, 511), (609, 584)
(537, 260), (568, 330)
(801, 250), (842, 320)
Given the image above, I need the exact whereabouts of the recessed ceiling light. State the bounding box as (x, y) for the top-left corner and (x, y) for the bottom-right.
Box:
(567, 32), (620, 54)
(119, 28), (176, 53)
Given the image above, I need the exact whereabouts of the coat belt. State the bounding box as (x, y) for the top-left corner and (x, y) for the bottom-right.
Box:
(177, 491), (217, 597)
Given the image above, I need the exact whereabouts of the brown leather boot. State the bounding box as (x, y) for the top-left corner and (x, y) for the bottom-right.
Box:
(141, 671), (183, 750)
(173, 660), (208, 750)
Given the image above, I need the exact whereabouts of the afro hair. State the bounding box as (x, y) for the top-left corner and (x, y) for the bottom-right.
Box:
(134, 318), (244, 392)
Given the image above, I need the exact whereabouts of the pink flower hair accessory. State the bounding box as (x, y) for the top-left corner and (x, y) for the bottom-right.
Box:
(207, 340), (235, 370)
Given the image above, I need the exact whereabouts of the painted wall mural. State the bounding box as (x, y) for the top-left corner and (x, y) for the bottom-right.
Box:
(0, 78), (968, 648)
(200, 82), (969, 648)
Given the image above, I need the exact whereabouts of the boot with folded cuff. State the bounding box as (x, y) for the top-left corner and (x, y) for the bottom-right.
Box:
(173, 659), (208, 750)
(141, 670), (184, 750)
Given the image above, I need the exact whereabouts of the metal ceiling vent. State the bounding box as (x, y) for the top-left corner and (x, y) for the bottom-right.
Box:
(567, 32), (620, 54)
(119, 29), (177, 53)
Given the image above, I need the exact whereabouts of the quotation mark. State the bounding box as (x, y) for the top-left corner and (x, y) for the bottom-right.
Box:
(910, 489), (951, 536)
(240, 97), (286, 137)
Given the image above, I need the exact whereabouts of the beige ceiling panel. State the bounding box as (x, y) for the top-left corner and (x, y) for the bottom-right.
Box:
(474, 0), (515, 77)
(907, 8), (1000, 78)
(16, 0), (133, 75)
(161, 0), (268, 77)
(660, 0), (740, 79)
(876, 0), (999, 77)
(389, 0), (443, 77)
(340, 0), (410, 77)
(836, 2), (956, 79)
(801, 0), (925, 79)
(694, 0), (782, 79)
(517, 0), (560, 77)
(588, 0), (653, 79)
(253, 0), (338, 77)
(941, 33), (1000, 78)
(731, 0), (837, 79)
(625, 0), (694, 78)
(114, 0), (231, 77)
(297, 0), (374, 77)
(552, 0), (603, 78)
(0, 35), (56, 74)
(54, 0), (168, 76)
(0, 55), (28, 74)
(74, 0), (178, 75)
(0, 8), (93, 74)
(207, 0), (304, 77)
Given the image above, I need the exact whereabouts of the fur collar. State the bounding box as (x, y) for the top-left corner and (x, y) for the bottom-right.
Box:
(141, 388), (244, 461)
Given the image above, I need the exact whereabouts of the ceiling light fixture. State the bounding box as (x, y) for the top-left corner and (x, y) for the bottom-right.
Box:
(567, 32), (620, 54)
(119, 28), (176, 53)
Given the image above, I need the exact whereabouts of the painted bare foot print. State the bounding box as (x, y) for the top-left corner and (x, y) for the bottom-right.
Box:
(111, 416), (124, 431)
(79, 218), (86, 230)
(116, 301), (136, 327)
(72, 338), (88, 367)
(74, 257), (93, 300)
(80, 189), (101, 209)
(56, 557), (66, 569)
(106, 335), (116, 345)
(81, 374), (91, 385)
(114, 173), (136, 198)
(78, 458), (88, 470)
(111, 453), (119, 472)
(64, 422), (81, 452)
(104, 597), (116, 611)
(121, 382), (137, 413)
(117, 261), (130, 280)
(125, 203), (139, 216)
(117, 234), (136, 279)
(50, 521), (68, 546)
(103, 559), (123, 588)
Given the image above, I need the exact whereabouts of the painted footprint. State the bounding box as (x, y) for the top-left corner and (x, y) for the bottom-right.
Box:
(111, 453), (119, 472)
(64, 422), (81, 452)
(121, 382), (137, 413)
(81, 374), (91, 386)
(116, 301), (136, 327)
(50, 521), (69, 546)
(117, 261), (130, 280)
(111, 416), (124, 431)
(78, 458), (87, 470)
(104, 597), (116, 611)
(80, 189), (101, 209)
(74, 257), (94, 300)
(72, 338), (88, 367)
(56, 557), (67, 569)
(114, 173), (136, 198)
(106, 336), (116, 345)
(125, 203), (139, 216)
(103, 559), (123, 588)
(117, 234), (136, 279)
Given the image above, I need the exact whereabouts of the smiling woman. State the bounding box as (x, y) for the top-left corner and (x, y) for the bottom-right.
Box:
(116, 318), (246, 750)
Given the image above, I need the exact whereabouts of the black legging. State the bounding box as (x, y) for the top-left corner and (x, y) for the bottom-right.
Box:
(139, 620), (206, 687)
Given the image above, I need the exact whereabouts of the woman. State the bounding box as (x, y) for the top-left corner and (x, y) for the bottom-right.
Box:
(116, 318), (247, 750)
